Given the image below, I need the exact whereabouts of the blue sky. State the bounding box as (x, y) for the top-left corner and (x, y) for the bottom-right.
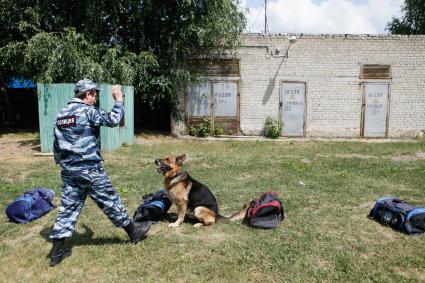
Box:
(247, 0), (370, 5)
(242, 0), (403, 34)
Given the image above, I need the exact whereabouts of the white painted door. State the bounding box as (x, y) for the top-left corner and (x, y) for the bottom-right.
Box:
(363, 83), (389, 137)
(281, 82), (306, 136)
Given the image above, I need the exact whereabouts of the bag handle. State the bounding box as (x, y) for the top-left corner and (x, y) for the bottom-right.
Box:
(279, 202), (284, 220)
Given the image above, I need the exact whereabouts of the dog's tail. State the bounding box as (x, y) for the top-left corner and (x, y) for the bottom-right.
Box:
(217, 203), (250, 222)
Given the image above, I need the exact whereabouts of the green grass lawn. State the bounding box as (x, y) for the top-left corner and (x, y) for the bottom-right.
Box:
(1, 134), (425, 282)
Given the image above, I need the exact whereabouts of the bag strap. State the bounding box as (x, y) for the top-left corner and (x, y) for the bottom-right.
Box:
(279, 201), (284, 220)
(379, 208), (386, 224)
(34, 194), (56, 209)
(245, 200), (255, 219)
(242, 200), (254, 225)
(39, 193), (56, 208)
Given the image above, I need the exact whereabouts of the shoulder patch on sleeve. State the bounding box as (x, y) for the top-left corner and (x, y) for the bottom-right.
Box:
(56, 116), (76, 127)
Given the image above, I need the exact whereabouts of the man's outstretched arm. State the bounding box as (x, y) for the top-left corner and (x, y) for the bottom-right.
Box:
(87, 85), (125, 127)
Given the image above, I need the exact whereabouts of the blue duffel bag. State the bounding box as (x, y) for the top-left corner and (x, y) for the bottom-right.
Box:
(6, 188), (56, 223)
(369, 196), (425, 235)
(133, 189), (171, 224)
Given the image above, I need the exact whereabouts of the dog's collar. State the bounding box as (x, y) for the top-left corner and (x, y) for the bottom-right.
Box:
(167, 170), (188, 186)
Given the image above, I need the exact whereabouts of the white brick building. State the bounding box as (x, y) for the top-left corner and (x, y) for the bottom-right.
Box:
(172, 33), (425, 138)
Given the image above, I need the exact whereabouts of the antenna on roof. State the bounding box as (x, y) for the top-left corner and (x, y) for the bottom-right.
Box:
(264, 0), (268, 34)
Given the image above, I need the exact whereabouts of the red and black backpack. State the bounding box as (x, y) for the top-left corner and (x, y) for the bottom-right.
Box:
(244, 191), (284, 229)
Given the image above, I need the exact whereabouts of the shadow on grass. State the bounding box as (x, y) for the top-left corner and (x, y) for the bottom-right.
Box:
(18, 139), (41, 152)
(18, 139), (39, 146)
(165, 212), (202, 225)
(0, 127), (38, 135)
(38, 214), (196, 259)
(0, 129), (41, 152)
(135, 128), (172, 137)
(40, 223), (130, 254)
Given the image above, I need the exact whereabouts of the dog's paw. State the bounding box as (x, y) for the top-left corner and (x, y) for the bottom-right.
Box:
(193, 223), (204, 228)
(168, 222), (180, 228)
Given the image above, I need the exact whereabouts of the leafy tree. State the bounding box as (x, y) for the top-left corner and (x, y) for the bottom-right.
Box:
(0, 1), (40, 44)
(0, 0), (42, 82)
(387, 0), (425, 34)
(0, 0), (245, 120)
(23, 29), (103, 83)
(140, 1), (245, 66)
(139, 0), (245, 115)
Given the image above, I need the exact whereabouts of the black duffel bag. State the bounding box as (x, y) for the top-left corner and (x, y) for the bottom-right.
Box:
(369, 196), (425, 235)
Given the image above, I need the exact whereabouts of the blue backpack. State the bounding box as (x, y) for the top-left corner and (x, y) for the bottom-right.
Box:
(369, 196), (425, 235)
(6, 188), (56, 224)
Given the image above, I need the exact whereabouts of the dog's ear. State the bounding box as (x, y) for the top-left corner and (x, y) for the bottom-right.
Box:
(176, 154), (186, 165)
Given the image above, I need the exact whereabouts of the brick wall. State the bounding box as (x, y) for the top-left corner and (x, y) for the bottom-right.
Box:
(173, 33), (425, 138)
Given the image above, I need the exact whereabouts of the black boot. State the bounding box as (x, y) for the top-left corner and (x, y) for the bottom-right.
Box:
(50, 238), (72, 267)
(123, 220), (151, 244)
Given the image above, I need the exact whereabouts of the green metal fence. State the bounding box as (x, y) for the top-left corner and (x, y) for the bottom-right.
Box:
(38, 83), (134, 152)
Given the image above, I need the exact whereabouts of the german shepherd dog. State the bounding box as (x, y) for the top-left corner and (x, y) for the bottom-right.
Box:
(155, 154), (247, 227)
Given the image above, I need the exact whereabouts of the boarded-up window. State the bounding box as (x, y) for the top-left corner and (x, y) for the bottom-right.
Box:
(213, 82), (239, 134)
(186, 59), (240, 135)
(187, 59), (240, 77)
(186, 80), (239, 134)
(188, 82), (211, 117)
(214, 82), (237, 117)
(360, 65), (391, 79)
(187, 81), (239, 135)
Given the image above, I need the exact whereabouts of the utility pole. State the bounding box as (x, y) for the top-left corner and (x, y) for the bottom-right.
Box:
(264, 0), (268, 33)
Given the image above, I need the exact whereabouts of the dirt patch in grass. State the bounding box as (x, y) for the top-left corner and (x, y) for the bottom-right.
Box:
(0, 136), (43, 164)
(318, 151), (425, 162)
(358, 201), (375, 210)
(390, 152), (425, 162)
(236, 173), (254, 181)
(335, 154), (379, 159)
(2, 170), (32, 183)
(392, 267), (425, 282)
(0, 136), (52, 182)
(200, 163), (220, 169)
(247, 266), (281, 282)
(300, 158), (312, 164)
(135, 135), (184, 146)
(315, 258), (334, 270)
(0, 135), (54, 183)
(317, 153), (378, 159)
(135, 137), (164, 146)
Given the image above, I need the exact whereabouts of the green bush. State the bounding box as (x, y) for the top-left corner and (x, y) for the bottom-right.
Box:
(263, 116), (282, 139)
(189, 119), (224, 137)
(197, 118), (211, 138)
(214, 124), (224, 136)
(188, 126), (198, 137)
